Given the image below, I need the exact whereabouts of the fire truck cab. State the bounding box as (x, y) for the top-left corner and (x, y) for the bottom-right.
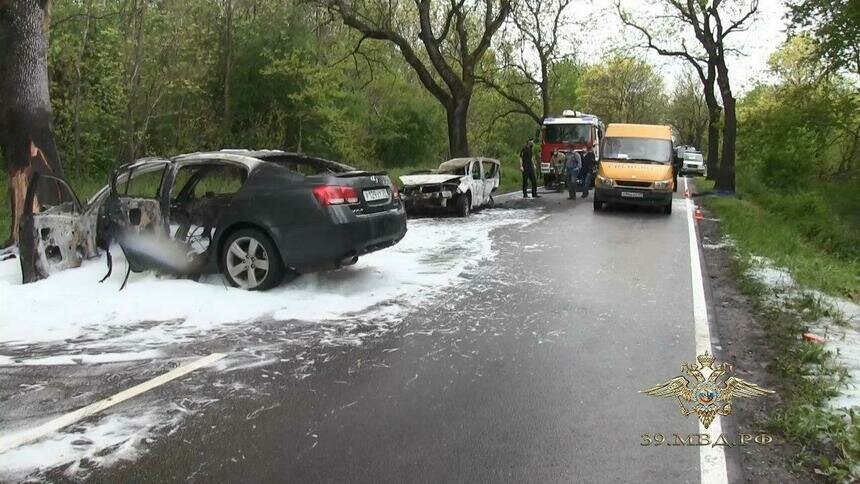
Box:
(539, 110), (604, 189)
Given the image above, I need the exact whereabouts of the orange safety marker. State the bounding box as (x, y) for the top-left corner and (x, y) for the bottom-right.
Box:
(694, 206), (704, 221)
(803, 332), (825, 343)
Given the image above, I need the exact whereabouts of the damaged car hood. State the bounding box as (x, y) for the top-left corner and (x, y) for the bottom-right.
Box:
(399, 174), (462, 186)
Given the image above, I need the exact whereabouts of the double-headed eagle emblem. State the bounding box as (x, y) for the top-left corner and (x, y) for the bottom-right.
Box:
(642, 352), (774, 428)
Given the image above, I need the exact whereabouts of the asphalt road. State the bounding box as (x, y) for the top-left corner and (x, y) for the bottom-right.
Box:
(75, 186), (720, 483)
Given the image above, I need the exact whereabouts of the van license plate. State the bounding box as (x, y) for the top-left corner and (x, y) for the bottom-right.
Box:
(364, 188), (389, 202)
(621, 191), (644, 198)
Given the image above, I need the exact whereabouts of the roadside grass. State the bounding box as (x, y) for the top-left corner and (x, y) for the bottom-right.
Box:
(697, 179), (859, 301)
(696, 171), (860, 481)
(726, 253), (859, 482)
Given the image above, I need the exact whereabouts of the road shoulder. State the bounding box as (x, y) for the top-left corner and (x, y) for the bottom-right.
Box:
(693, 180), (817, 483)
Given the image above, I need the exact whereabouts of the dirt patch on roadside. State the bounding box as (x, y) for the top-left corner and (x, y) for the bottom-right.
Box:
(694, 191), (819, 483)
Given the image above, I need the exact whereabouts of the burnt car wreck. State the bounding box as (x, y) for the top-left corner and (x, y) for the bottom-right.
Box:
(18, 150), (408, 290)
(398, 157), (500, 217)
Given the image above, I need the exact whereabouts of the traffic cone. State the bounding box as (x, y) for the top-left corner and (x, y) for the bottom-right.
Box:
(694, 206), (704, 221)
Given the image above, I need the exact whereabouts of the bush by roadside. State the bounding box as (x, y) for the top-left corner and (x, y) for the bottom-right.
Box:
(697, 177), (859, 301)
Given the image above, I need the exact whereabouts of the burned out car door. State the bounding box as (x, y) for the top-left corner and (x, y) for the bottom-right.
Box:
(18, 173), (99, 283)
(481, 160), (500, 202)
(103, 160), (172, 272)
(469, 160), (484, 207)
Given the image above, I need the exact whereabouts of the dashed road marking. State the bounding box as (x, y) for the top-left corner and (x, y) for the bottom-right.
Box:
(0, 353), (225, 454)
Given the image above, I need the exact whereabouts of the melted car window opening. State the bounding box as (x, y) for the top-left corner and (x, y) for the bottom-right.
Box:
(123, 163), (169, 199)
(438, 166), (466, 176)
(172, 164), (247, 202)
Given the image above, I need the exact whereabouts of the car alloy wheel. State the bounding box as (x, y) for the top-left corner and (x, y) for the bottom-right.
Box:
(226, 236), (271, 289)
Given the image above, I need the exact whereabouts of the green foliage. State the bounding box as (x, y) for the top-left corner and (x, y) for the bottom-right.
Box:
(667, 68), (708, 149)
(738, 36), (859, 189)
(704, 192), (859, 300)
(577, 55), (667, 124)
(788, 0), (860, 74)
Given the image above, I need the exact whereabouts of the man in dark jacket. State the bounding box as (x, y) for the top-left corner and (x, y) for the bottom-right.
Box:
(520, 138), (540, 198)
(580, 144), (596, 198)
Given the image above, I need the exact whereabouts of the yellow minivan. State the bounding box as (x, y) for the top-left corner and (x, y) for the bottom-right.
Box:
(593, 123), (679, 215)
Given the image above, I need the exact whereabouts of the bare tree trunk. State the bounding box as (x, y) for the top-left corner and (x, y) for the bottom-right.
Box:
(122, 0), (145, 163)
(702, 63), (721, 181)
(446, 97), (470, 158)
(222, 0), (233, 141)
(715, 61), (736, 192)
(72, 0), (93, 178)
(0, 0), (68, 246)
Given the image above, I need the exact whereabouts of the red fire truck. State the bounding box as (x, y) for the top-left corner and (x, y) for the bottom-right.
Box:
(539, 110), (604, 189)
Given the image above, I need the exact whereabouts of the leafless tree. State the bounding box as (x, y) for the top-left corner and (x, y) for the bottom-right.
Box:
(479, 0), (573, 125)
(619, 0), (759, 192)
(322, 0), (512, 157)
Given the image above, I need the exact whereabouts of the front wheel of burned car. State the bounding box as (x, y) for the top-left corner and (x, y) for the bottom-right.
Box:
(221, 228), (285, 291)
(456, 193), (471, 217)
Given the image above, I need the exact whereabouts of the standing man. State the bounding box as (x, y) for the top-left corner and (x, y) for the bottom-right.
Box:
(580, 144), (596, 198)
(565, 149), (582, 200)
(520, 138), (540, 198)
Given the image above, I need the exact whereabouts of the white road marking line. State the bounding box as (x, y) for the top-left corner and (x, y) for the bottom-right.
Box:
(0, 353), (225, 454)
(493, 190), (525, 200)
(521, 214), (550, 228)
(684, 178), (729, 484)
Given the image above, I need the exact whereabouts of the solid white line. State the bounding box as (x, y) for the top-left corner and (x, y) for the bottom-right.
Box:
(0, 352), (225, 454)
(684, 178), (729, 484)
(493, 190), (524, 200)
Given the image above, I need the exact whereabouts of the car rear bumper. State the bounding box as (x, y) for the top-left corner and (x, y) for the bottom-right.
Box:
(281, 205), (408, 272)
(682, 164), (705, 175)
(596, 187), (672, 206)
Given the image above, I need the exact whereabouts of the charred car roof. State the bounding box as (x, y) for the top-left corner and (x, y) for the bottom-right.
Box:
(438, 157), (500, 171)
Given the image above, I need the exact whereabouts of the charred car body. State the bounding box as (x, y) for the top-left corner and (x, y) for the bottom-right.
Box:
(398, 157), (500, 217)
(19, 150), (407, 290)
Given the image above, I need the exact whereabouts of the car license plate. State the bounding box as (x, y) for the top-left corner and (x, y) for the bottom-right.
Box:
(621, 191), (644, 198)
(364, 188), (389, 202)
(540, 163), (551, 174)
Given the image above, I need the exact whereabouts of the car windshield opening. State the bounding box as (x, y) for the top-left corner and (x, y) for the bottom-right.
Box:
(602, 137), (672, 163)
(438, 165), (467, 176)
(544, 124), (590, 144)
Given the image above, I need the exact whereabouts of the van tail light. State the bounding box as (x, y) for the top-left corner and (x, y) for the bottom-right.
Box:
(313, 185), (359, 206)
(390, 183), (400, 200)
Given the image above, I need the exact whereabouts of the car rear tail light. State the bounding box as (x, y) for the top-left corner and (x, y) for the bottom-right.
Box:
(390, 183), (400, 200)
(313, 185), (359, 206)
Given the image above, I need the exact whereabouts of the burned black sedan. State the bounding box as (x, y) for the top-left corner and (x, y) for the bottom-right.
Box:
(19, 150), (407, 290)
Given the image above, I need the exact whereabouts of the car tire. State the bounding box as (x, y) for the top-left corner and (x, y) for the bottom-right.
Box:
(456, 193), (471, 217)
(221, 228), (285, 291)
(593, 197), (603, 211)
(664, 202), (672, 215)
